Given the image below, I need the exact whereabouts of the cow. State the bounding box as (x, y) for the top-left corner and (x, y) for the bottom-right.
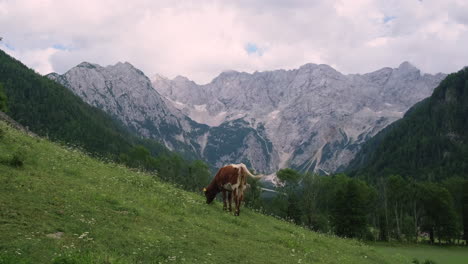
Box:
(203, 163), (262, 216)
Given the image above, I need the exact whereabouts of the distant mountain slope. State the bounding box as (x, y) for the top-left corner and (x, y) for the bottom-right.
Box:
(0, 120), (406, 264)
(49, 59), (445, 175)
(154, 62), (446, 173)
(49, 62), (275, 172)
(0, 49), (168, 159)
(47, 61), (204, 159)
(348, 67), (468, 181)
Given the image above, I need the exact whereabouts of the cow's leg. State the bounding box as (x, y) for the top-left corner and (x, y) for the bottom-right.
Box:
(236, 192), (244, 216)
(228, 191), (233, 212)
(234, 190), (240, 216)
(239, 192), (244, 216)
(233, 189), (238, 215)
(222, 190), (227, 211)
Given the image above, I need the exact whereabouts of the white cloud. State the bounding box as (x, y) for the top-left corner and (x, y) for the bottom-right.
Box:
(366, 37), (390, 47)
(1, 0), (468, 83)
(2, 46), (58, 75)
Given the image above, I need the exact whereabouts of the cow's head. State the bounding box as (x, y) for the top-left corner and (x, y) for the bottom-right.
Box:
(203, 187), (216, 204)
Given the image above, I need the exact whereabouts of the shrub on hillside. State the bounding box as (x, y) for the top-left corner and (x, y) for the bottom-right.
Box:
(9, 153), (24, 168)
(0, 83), (7, 112)
(412, 258), (437, 264)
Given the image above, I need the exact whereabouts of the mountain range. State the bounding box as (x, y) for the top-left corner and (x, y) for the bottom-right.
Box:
(48, 62), (204, 159)
(48, 61), (446, 176)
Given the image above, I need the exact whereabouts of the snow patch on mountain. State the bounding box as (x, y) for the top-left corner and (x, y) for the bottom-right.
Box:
(153, 61), (446, 173)
(48, 60), (446, 176)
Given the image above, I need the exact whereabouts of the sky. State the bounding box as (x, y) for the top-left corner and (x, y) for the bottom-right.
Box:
(1, 0), (468, 84)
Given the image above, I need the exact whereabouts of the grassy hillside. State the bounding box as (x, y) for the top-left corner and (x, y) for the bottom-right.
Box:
(0, 121), (406, 263)
(0, 49), (212, 193)
(373, 243), (468, 264)
(0, 49), (137, 157)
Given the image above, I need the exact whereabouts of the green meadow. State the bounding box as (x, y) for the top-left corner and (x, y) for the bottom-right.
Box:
(373, 243), (468, 264)
(0, 121), (407, 263)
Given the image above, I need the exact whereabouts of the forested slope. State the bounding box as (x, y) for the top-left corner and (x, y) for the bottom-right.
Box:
(0, 49), (210, 191)
(349, 67), (468, 181)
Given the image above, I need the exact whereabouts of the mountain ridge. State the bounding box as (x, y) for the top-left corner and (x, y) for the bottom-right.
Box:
(152, 60), (446, 173)
(152, 61), (439, 86)
(48, 60), (206, 160)
(48, 59), (445, 175)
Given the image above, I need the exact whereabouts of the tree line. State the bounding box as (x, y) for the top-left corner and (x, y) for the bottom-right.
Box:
(246, 169), (468, 245)
(119, 145), (210, 191)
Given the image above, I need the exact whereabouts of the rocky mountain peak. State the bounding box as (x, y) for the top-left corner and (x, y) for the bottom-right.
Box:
(47, 61), (203, 154)
(46, 72), (60, 81)
(113, 61), (135, 69)
(298, 63), (318, 70)
(398, 61), (417, 70)
(151, 73), (168, 82)
(212, 70), (242, 82)
(396, 61), (421, 77)
(48, 59), (447, 176)
(76, 61), (99, 69)
(173, 75), (197, 86)
(220, 69), (240, 75)
(152, 62), (447, 174)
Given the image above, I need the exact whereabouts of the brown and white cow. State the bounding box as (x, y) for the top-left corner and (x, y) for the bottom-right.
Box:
(203, 163), (262, 216)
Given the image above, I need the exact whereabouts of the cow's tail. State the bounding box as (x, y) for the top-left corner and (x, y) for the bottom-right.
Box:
(240, 164), (263, 179)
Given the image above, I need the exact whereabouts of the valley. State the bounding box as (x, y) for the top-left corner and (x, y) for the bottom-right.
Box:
(0, 120), (404, 263)
(2, 1), (468, 262)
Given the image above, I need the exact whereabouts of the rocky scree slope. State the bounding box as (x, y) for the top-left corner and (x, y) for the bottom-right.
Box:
(49, 61), (445, 175)
(48, 62), (272, 170)
(153, 62), (446, 174)
(48, 62), (206, 159)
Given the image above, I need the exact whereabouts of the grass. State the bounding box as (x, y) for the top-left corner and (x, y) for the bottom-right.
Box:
(0, 121), (408, 263)
(373, 243), (468, 264)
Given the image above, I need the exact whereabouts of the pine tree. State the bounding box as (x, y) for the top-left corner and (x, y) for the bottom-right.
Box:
(462, 180), (468, 245)
(0, 83), (7, 112)
(333, 180), (373, 238)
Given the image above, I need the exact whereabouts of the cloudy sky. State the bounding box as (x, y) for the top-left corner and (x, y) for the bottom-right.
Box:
(1, 0), (468, 83)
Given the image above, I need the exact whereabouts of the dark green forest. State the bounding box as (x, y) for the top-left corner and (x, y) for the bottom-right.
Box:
(0, 83), (7, 112)
(348, 68), (468, 182)
(251, 170), (466, 244)
(0, 49), (210, 192)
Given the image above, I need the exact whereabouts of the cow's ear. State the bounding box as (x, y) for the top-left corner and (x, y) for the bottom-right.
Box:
(203, 188), (207, 192)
